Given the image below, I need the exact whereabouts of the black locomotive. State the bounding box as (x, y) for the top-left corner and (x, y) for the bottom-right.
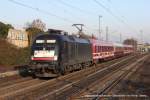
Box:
(30, 29), (93, 77)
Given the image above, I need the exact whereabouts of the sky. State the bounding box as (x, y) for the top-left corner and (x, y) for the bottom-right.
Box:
(0, 0), (150, 43)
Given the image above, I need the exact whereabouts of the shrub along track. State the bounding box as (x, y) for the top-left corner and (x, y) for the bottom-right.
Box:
(0, 53), (142, 100)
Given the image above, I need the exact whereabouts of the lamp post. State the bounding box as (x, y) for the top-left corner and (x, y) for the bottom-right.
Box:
(99, 15), (102, 40)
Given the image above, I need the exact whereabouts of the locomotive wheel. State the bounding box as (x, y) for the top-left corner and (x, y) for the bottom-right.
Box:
(32, 74), (37, 79)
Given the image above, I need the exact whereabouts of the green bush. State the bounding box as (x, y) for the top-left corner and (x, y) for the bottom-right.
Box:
(0, 39), (30, 66)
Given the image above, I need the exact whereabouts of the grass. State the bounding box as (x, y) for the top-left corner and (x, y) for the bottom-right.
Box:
(0, 38), (30, 66)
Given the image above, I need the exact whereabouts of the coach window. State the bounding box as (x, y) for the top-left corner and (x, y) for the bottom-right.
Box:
(104, 46), (105, 52)
(95, 46), (97, 52)
(109, 46), (111, 51)
(106, 46), (108, 51)
(99, 46), (101, 52)
(100, 46), (101, 52)
(102, 46), (104, 52)
(100, 46), (102, 52)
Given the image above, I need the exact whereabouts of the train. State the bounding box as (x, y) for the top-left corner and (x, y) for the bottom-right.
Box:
(28, 29), (134, 77)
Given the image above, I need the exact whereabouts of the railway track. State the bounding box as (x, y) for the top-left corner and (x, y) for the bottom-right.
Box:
(0, 77), (32, 89)
(42, 54), (144, 100)
(73, 54), (148, 100)
(0, 53), (143, 100)
(103, 54), (150, 100)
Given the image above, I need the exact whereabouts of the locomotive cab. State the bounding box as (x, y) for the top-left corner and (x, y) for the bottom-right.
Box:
(30, 35), (61, 77)
(31, 39), (58, 62)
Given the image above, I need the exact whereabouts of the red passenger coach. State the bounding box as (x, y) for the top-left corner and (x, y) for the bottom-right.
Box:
(90, 39), (114, 63)
(113, 43), (124, 57)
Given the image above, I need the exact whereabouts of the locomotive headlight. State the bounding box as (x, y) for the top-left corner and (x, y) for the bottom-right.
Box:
(54, 56), (58, 60)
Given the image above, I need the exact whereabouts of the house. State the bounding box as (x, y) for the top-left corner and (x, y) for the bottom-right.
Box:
(7, 29), (29, 48)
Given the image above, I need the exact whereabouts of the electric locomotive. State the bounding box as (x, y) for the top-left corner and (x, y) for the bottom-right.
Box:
(30, 29), (93, 77)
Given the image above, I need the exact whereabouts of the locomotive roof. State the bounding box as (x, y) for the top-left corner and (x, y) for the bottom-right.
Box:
(34, 33), (90, 44)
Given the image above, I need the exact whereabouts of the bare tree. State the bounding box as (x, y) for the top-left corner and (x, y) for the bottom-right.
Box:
(123, 38), (137, 51)
(25, 19), (46, 46)
(26, 19), (46, 31)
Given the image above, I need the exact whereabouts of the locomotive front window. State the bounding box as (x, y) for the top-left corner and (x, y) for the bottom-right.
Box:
(34, 42), (57, 51)
(46, 45), (56, 50)
(34, 46), (43, 50)
(46, 40), (56, 43)
(46, 39), (57, 50)
(33, 39), (58, 60)
(36, 40), (44, 43)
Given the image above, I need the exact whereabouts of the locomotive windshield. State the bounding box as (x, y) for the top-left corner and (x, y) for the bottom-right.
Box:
(34, 40), (56, 50)
(32, 39), (58, 60)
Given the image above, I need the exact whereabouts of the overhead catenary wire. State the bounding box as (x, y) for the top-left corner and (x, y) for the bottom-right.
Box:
(7, 0), (139, 40)
(46, 0), (85, 23)
(55, 0), (97, 16)
(8, 0), (121, 36)
(93, 0), (139, 33)
(55, 0), (100, 28)
(56, 0), (139, 40)
(55, 0), (105, 35)
(8, 0), (96, 35)
(105, 0), (140, 33)
(8, 0), (74, 23)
